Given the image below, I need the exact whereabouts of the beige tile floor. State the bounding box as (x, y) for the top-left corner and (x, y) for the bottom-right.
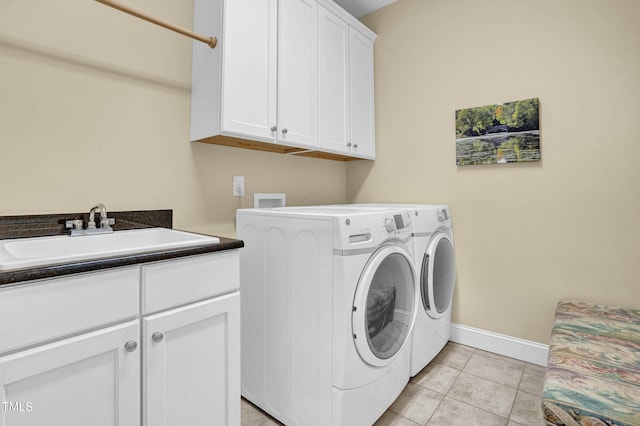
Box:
(241, 342), (546, 426)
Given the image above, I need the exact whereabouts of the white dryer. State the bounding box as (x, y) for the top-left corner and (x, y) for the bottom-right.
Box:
(237, 206), (417, 426)
(336, 204), (456, 376)
(404, 205), (456, 376)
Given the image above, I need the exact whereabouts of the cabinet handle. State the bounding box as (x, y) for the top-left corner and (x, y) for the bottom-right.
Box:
(281, 128), (288, 134)
(270, 126), (277, 132)
(346, 142), (352, 147)
(353, 144), (358, 149)
(152, 332), (164, 343)
(124, 341), (138, 352)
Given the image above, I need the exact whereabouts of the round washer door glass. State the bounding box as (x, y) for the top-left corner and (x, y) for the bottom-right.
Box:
(421, 233), (456, 319)
(352, 245), (416, 367)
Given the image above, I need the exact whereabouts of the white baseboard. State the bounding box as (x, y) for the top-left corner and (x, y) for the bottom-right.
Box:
(450, 323), (549, 367)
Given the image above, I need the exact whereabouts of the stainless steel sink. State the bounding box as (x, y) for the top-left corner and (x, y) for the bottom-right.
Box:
(0, 228), (220, 271)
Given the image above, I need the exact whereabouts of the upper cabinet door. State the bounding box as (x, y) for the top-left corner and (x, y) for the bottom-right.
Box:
(318, 6), (350, 154)
(349, 27), (376, 159)
(277, 0), (318, 148)
(221, 0), (278, 141)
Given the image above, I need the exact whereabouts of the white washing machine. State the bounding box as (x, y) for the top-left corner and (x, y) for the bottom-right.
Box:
(237, 206), (417, 426)
(330, 204), (457, 377)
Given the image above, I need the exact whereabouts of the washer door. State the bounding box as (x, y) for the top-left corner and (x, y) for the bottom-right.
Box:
(421, 233), (456, 319)
(352, 245), (416, 367)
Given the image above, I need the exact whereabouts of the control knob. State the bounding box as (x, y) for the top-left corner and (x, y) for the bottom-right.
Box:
(384, 217), (396, 233)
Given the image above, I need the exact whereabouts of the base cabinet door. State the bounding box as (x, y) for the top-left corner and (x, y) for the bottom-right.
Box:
(143, 293), (240, 426)
(0, 321), (140, 426)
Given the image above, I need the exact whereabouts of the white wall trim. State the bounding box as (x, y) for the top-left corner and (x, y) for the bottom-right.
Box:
(450, 323), (549, 367)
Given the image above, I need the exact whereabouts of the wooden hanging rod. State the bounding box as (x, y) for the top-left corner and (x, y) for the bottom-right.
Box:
(95, 0), (217, 48)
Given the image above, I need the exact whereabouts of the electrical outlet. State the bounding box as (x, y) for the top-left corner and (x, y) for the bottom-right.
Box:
(233, 176), (245, 196)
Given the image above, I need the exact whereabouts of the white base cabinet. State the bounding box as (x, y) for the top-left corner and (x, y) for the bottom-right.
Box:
(0, 321), (140, 426)
(191, 0), (376, 160)
(0, 251), (240, 426)
(144, 293), (240, 426)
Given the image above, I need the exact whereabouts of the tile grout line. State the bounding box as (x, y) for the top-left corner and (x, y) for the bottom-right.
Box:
(458, 348), (528, 391)
(426, 346), (514, 424)
(450, 347), (526, 423)
(423, 389), (446, 425)
(410, 360), (462, 425)
(505, 366), (525, 424)
(385, 405), (424, 426)
(440, 393), (510, 424)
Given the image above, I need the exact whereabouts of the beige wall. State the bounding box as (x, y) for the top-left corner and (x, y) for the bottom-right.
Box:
(3, 0), (639, 346)
(351, 0), (640, 343)
(0, 0), (347, 238)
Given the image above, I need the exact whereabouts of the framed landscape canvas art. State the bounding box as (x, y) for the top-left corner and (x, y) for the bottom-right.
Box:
(455, 98), (540, 166)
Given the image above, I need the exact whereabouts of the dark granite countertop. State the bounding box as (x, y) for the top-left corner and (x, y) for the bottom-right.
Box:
(0, 210), (244, 287)
(0, 236), (243, 287)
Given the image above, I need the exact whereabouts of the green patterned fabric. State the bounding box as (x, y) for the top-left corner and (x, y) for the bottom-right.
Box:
(543, 300), (640, 426)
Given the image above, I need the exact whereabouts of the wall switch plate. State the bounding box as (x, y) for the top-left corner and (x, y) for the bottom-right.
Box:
(233, 176), (245, 196)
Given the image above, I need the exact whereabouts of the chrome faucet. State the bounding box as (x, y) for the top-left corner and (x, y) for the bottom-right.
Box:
(88, 203), (110, 230)
(66, 203), (115, 236)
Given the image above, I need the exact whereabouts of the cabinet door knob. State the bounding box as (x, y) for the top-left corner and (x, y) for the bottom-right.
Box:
(152, 332), (164, 343)
(270, 126), (277, 132)
(281, 128), (288, 134)
(346, 142), (352, 147)
(353, 144), (358, 149)
(124, 341), (138, 352)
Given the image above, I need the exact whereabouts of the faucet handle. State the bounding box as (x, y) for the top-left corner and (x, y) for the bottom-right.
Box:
(98, 217), (115, 230)
(65, 219), (84, 230)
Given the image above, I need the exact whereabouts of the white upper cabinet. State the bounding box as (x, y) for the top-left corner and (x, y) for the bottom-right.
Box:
(349, 27), (376, 159)
(318, 6), (350, 153)
(277, 0), (318, 148)
(318, 6), (376, 159)
(220, 0), (277, 141)
(191, 0), (376, 160)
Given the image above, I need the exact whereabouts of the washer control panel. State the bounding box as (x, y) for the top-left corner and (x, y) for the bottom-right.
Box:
(382, 212), (412, 235)
(384, 217), (396, 233)
(338, 210), (414, 250)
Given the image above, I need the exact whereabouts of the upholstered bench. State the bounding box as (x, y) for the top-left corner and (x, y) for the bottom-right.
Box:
(542, 300), (640, 426)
